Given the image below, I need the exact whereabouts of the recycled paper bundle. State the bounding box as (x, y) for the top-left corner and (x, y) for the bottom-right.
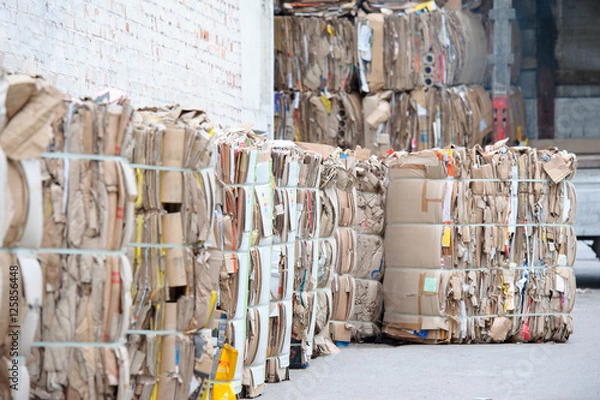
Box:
(348, 151), (387, 341)
(383, 141), (577, 343)
(210, 127), (269, 395)
(274, 16), (357, 93)
(274, 90), (363, 149)
(0, 75), (48, 393)
(363, 85), (493, 155)
(0, 73), (65, 161)
(243, 142), (274, 398)
(266, 142), (301, 383)
(357, 8), (488, 93)
(329, 153), (358, 344)
(1, 74), (65, 250)
(290, 145), (322, 368)
(298, 144), (340, 356)
(125, 106), (220, 400)
(29, 95), (137, 399)
(133, 106), (218, 244)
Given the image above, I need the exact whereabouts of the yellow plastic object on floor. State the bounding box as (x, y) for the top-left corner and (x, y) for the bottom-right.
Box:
(215, 343), (237, 380)
(211, 343), (238, 399)
(211, 383), (236, 399)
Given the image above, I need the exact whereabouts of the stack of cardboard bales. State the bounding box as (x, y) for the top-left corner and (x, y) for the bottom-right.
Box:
(126, 106), (218, 399)
(384, 141), (577, 343)
(365, 86), (494, 153)
(274, 5), (511, 153)
(0, 72), (66, 400)
(309, 144), (341, 356)
(360, 7), (494, 154)
(347, 150), (387, 341)
(209, 128), (270, 397)
(289, 145), (322, 368)
(243, 137), (274, 398)
(266, 142), (302, 382)
(18, 85), (136, 398)
(329, 153), (359, 344)
(274, 16), (362, 148)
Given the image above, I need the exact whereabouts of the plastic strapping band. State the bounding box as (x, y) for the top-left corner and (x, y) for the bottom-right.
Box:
(385, 311), (571, 319)
(217, 182), (257, 188)
(387, 222), (573, 228)
(42, 152), (215, 174)
(278, 186), (318, 191)
(128, 242), (202, 250)
(386, 265), (574, 272)
(389, 177), (559, 183)
(0, 247), (126, 256)
(250, 243), (274, 250)
(42, 151), (126, 162)
(130, 163), (213, 174)
(213, 315), (247, 325)
(126, 329), (188, 336)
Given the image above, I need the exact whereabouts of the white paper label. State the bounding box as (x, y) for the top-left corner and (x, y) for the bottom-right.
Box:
(556, 275), (565, 293)
(479, 118), (487, 133)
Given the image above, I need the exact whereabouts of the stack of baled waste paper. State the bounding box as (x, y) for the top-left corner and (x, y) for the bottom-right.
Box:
(266, 142), (302, 382)
(383, 140), (577, 343)
(0, 72), (67, 400)
(127, 106), (220, 400)
(289, 144), (322, 369)
(0, 69), (579, 400)
(347, 150), (387, 341)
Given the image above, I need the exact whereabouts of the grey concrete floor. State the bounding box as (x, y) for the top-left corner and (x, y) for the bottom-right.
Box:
(261, 242), (600, 400)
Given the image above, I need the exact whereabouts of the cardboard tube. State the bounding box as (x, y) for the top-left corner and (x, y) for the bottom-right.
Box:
(160, 303), (178, 373)
(104, 104), (121, 156)
(160, 124), (185, 204)
(162, 212), (187, 287)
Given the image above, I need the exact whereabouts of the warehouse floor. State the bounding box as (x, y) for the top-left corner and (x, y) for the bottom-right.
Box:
(261, 242), (600, 400)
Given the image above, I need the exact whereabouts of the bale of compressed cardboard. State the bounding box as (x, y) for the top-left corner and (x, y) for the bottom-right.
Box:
(383, 142), (577, 343)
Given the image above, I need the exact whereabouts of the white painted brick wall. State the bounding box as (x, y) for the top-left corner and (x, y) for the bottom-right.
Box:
(0, 0), (273, 130)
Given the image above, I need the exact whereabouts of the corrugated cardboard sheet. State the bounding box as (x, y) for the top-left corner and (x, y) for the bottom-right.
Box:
(383, 142), (577, 343)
